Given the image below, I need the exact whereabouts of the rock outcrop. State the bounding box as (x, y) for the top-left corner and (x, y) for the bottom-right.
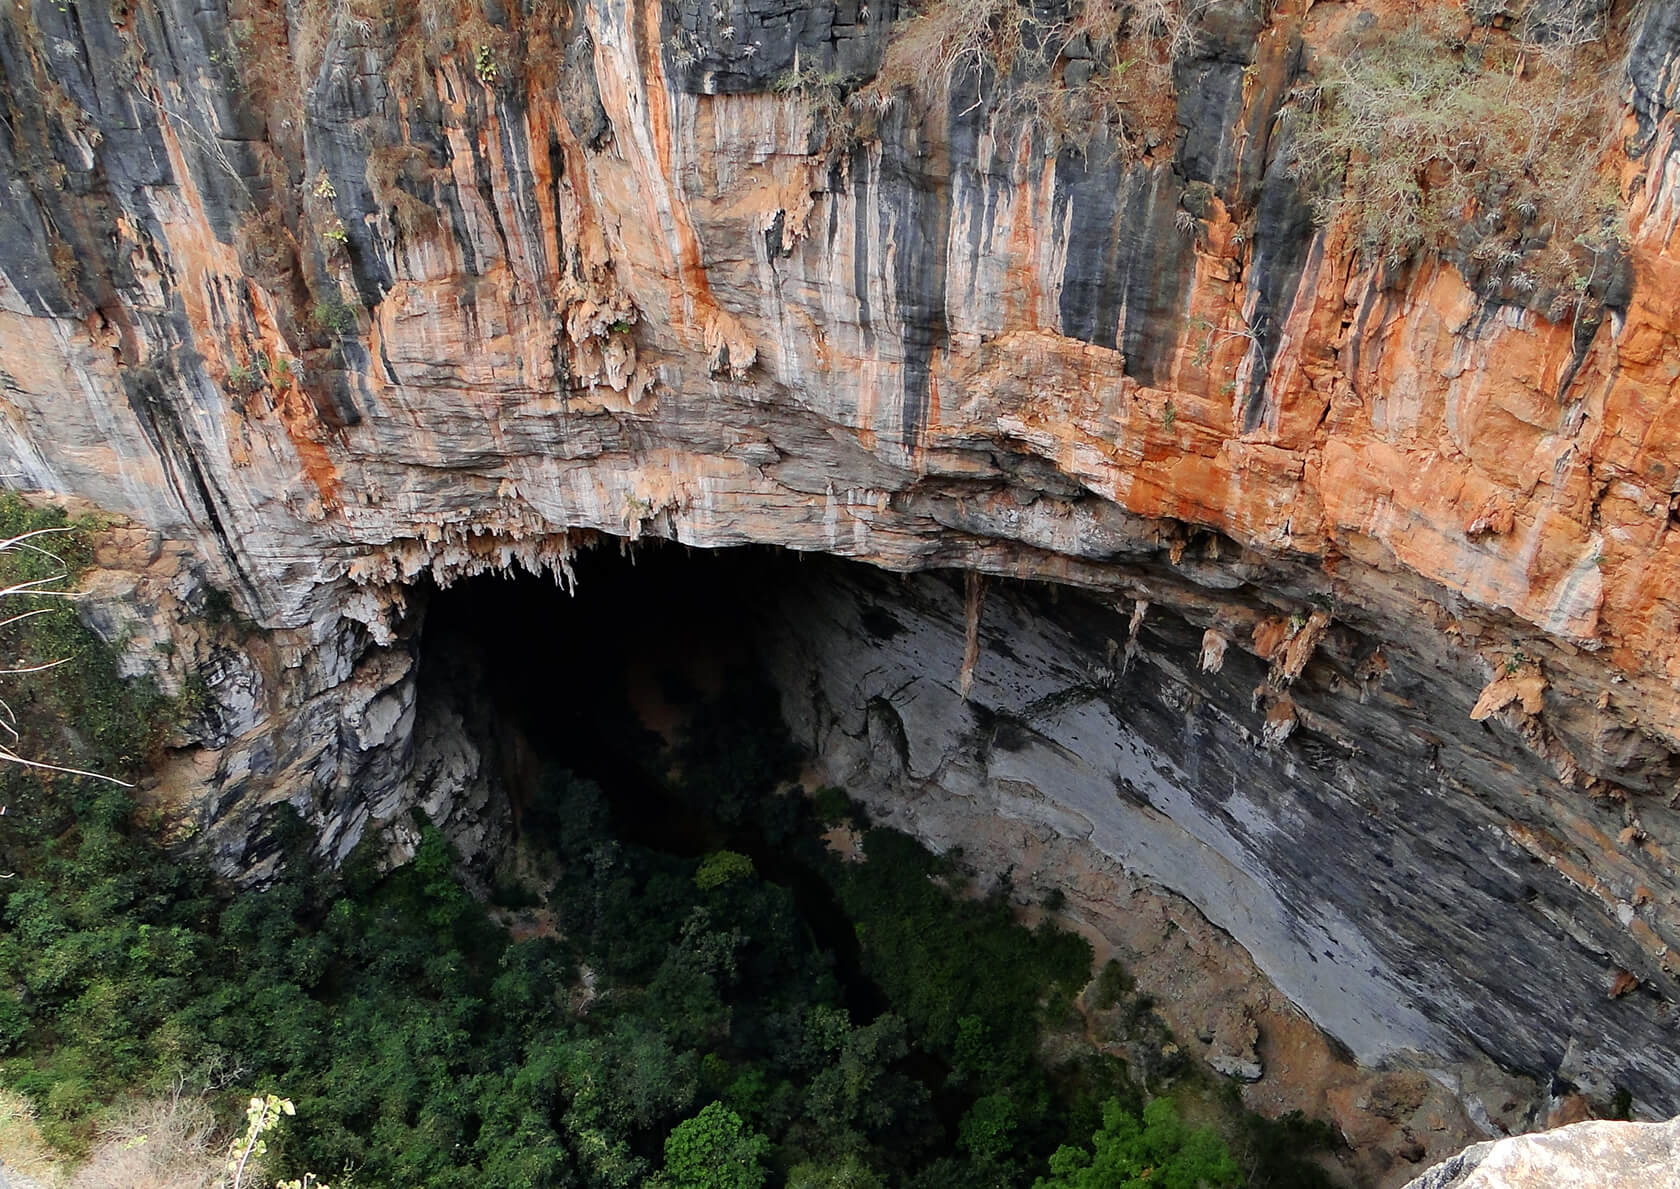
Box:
(5, 0), (1680, 1140)
(1402, 1115), (1680, 1188)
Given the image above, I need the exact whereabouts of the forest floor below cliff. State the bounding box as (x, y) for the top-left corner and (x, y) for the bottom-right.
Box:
(0, 505), (1344, 1187)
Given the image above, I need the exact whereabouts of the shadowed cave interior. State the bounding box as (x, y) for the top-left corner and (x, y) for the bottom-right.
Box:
(407, 543), (1373, 1183)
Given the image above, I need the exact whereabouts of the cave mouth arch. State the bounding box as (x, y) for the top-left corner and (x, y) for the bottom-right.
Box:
(412, 542), (821, 847)
(400, 539), (1675, 1130)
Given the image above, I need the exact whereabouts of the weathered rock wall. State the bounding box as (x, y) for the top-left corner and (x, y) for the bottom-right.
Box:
(4, 0), (1680, 1126)
(763, 558), (1680, 1116)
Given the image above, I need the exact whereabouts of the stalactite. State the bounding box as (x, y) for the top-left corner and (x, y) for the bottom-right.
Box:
(959, 570), (985, 699)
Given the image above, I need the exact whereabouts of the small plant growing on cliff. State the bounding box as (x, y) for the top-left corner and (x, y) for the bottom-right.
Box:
(474, 44), (497, 83)
(1161, 400), (1176, 429)
(775, 66), (864, 157)
(1285, 8), (1624, 297)
(668, 29), (701, 68)
(226, 359), (262, 396)
(310, 294), (357, 338)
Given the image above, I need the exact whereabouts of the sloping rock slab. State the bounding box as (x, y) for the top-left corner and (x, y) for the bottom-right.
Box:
(1404, 1117), (1680, 1188)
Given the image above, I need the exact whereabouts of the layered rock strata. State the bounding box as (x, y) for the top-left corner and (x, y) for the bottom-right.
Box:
(762, 559), (1680, 1118)
(3, 0), (1680, 1137)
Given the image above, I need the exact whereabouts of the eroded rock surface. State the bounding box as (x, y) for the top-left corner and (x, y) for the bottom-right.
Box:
(761, 559), (1680, 1118)
(4, 0), (1680, 1141)
(1403, 1116), (1680, 1188)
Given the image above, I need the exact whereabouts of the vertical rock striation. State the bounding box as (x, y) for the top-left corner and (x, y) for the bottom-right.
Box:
(4, 0), (1680, 1124)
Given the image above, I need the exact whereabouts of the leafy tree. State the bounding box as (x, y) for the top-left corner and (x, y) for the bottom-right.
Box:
(797, 1007), (924, 1141)
(959, 1091), (1021, 1166)
(1034, 1097), (1240, 1189)
(660, 1101), (771, 1189)
(695, 850), (755, 890)
(787, 1154), (887, 1188)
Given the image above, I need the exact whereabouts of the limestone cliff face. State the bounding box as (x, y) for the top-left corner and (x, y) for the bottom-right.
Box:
(4, 0), (1680, 1126)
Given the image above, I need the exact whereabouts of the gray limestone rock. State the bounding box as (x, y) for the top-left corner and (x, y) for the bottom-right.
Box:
(1403, 1116), (1680, 1189)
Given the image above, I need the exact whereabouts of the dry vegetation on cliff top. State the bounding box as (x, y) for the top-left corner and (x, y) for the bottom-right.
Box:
(1286, 3), (1628, 303)
(784, 0), (1629, 310)
(780, 0), (1194, 159)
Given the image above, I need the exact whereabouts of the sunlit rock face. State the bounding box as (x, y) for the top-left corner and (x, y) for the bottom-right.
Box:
(5, 0), (1680, 1134)
(1402, 1115), (1680, 1189)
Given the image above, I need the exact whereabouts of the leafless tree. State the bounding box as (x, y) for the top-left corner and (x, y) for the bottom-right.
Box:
(0, 526), (133, 814)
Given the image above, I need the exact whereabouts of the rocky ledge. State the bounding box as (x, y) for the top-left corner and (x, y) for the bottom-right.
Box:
(1404, 1115), (1680, 1188)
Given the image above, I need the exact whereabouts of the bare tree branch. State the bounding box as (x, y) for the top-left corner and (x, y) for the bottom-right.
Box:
(0, 519), (134, 799)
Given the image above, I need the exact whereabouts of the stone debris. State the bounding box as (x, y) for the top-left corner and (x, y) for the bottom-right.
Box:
(1470, 666), (1548, 721)
(1203, 1004), (1263, 1083)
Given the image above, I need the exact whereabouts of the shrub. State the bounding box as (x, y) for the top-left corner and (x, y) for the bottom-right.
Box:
(809, 785), (859, 827)
(308, 296), (356, 338)
(695, 850), (755, 891)
(1286, 8), (1624, 295)
(791, 0), (1198, 160)
(66, 1095), (221, 1189)
(1088, 959), (1134, 1011)
(232, 356), (263, 386)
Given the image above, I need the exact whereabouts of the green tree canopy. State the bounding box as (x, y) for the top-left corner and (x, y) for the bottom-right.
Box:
(1034, 1097), (1241, 1189)
(661, 1101), (772, 1189)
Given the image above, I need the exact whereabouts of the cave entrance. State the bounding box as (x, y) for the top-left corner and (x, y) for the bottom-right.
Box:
(407, 544), (1358, 1181)
(392, 525), (1680, 1171)
(414, 542), (814, 854)
(413, 542), (891, 1019)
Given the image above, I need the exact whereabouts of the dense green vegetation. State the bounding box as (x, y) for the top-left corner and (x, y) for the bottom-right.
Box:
(1036, 1098), (1239, 1189)
(0, 508), (1339, 1186)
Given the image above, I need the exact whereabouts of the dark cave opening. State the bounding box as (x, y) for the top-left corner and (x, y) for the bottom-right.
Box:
(415, 542), (792, 833)
(403, 544), (1378, 1185)
(414, 543), (889, 1017)
(409, 545), (1215, 1183)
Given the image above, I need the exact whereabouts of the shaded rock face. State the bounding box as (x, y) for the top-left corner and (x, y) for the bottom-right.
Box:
(5, 0), (1680, 1131)
(1402, 1115), (1680, 1188)
(761, 559), (1680, 1115)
